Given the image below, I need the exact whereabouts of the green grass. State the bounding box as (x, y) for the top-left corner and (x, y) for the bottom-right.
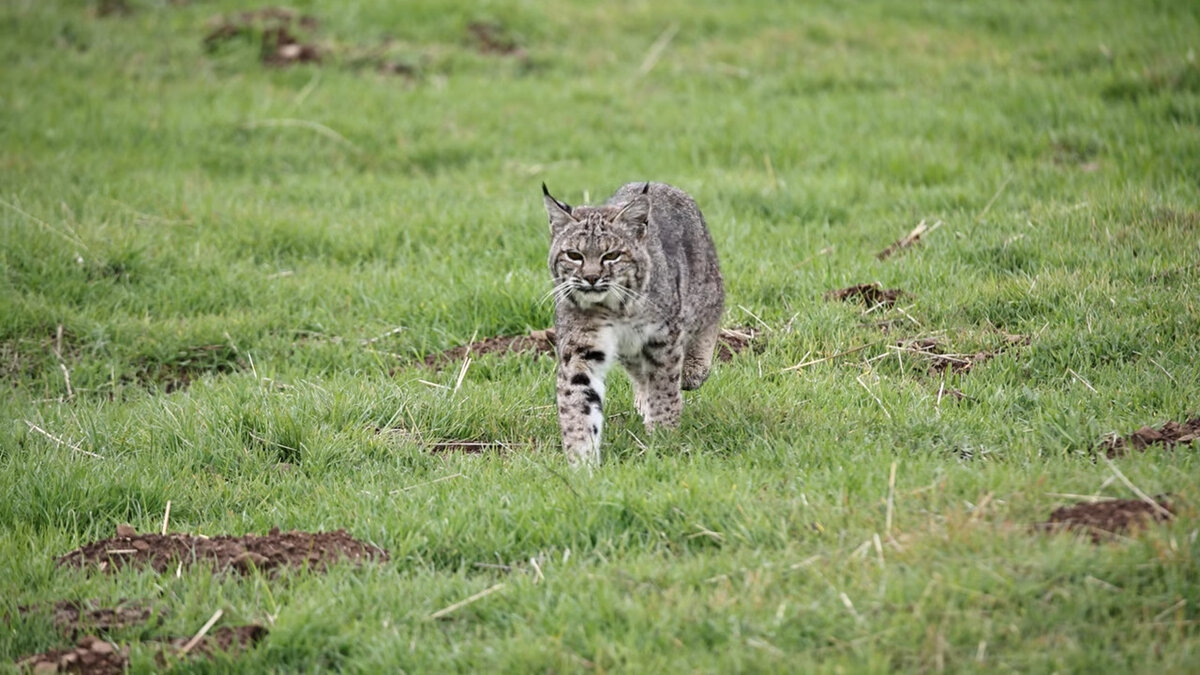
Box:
(2, 0), (1199, 671)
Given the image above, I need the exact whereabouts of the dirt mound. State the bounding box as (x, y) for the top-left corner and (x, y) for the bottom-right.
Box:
(204, 7), (321, 67)
(826, 283), (905, 308)
(422, 329), (557, 369)
(420, 327), (758, 369)
(715, 327), (758, 362)
(1041, 498), (1173, 542)
(16, 636), (127, 675)
(57, 527), (388, 574)
(19, 600), (159, 636)
(155, 625), (268, 662)
(1101, 417), (1200, 457)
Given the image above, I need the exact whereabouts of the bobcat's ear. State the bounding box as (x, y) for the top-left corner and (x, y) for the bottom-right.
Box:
(542, 183), (575, 233)
(614, 192), (650, 239)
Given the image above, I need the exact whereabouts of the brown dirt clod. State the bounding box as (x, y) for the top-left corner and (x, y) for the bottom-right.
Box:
(825, 283), (905, 308)
(57, 530), (388, 574)
(17, 636), (128, 675)
(1100, 417), (1200, 457)
(1040, 498), (1173, 543)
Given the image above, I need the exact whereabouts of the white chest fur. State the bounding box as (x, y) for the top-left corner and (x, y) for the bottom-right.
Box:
(610, 321), (653, 360)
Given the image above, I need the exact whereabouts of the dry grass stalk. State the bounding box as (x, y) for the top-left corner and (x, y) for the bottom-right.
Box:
(24, 420), (104, 459)
(1067, 368), (1098, 393)
(390, 472), (464, 494)
(877, 219), (943, 260)
(782, 342), (878, 372)
(1101, 457), (1173, 519)
(180, 609), (224, 655)
(242, 118), (362, 153)
(430, 583), (506, 620)
(978, 175), (1014, 219)
(637, 22), (679, 77)
(856, 375), (892, 419)
(886, 461), (897, 535)
(452, 356), (472, 395)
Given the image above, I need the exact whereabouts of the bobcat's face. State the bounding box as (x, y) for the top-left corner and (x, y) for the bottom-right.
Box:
(543, 187), (651, 310)
(550, 225), (644, 308)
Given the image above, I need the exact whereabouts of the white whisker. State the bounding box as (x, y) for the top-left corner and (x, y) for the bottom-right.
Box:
(610, 282), (645, 306)
(540, 279), (575, 306)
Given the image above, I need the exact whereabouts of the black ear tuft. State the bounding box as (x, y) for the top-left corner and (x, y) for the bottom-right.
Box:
(542, 183), (572, 214)
(641, 182), (650, 195)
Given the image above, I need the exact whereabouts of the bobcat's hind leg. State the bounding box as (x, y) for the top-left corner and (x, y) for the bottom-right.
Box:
(681, 322), (721, 391)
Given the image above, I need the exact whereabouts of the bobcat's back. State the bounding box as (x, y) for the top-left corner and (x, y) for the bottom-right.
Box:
(605, 182), (723, 334)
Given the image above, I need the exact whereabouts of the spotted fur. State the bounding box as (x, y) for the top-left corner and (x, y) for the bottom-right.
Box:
(542, 182), (724, 467)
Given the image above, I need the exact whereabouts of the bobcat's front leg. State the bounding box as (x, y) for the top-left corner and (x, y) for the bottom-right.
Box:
(639, 336), (684, 430)
(555, 331), (614, 467)
(627, 333), (684, 431)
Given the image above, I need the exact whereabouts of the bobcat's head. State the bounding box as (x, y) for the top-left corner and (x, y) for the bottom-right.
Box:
(543, 183), (650, 311)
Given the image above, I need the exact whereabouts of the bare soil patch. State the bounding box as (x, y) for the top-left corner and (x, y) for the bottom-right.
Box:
(15, 626), (268, 673)
(1150, 207), (1200, 231)
(95, 0), (132, 18)
(715, 327), (758, 362)
(57, 527), (388, 574)
(1, 325), (81, 386)
(204, 7), (321, 66)
(1040, 498), (1173, 543)
(897, 332), (1028, 376)
(131, 344), (244, 393)
(17, 636), (127, 675)
(825, 283), (905, 308)
(419, 327), (759, 370)
(422, 328), (557, 369)
(155, 624), (268, 663)
(1100, 417), (1200, 458)
(466, 21), (526, 57)
(19, 600), (159, 636)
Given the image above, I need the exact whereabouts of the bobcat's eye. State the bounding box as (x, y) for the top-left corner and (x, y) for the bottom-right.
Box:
(600, 251), (622, 264)
(563, 250), (584, 263)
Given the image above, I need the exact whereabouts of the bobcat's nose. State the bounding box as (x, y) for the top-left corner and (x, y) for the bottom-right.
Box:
(582, 274), (602, 286)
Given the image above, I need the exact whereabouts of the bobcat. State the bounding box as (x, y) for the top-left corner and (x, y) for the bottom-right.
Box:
(542, 182), (724, 467)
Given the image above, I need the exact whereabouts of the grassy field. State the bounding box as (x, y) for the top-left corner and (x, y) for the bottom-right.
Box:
(2, 0), (1199, 671)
